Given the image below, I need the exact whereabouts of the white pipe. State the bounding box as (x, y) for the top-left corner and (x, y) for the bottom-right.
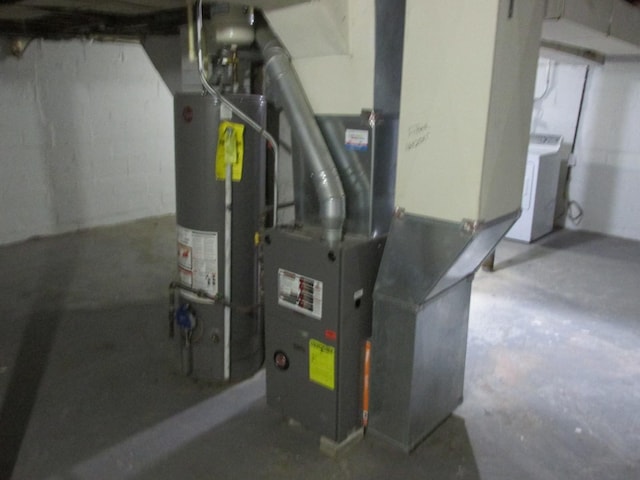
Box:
(195, 0), (280, 381)
(186, 0), (195, 62)
(196, 0), (280, 228)
(224, 153), (232, 381)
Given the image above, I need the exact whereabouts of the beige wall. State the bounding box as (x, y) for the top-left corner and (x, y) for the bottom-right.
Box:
(265, 0), (375, 115)
(395, 0), (543, 222)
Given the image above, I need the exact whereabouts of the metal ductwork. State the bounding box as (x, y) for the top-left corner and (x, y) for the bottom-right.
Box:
(255, 23), (346, 246)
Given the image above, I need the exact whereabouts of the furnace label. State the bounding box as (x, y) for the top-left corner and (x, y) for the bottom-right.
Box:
(309, 339), (335, 391)
(277, 269), (323, 319)
(177, 226), (218, 296)
(345, 128), (369, 151)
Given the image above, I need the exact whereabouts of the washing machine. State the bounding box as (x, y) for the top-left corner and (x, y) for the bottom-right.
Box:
(506, 134), (563, 243)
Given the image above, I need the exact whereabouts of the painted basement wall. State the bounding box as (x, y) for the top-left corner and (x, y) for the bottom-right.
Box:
(530, 59), (587, 227)
(0, 40), (175, 246)
(531, 59), (587, 155)
(531, 59), (640, 242)
(568, 61), (640, 241)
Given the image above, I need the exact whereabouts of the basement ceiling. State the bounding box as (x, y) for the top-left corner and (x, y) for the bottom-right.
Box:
(0, 1), (189, 37)
(2, 1), (639, 44)
(0, 0), (305, 38)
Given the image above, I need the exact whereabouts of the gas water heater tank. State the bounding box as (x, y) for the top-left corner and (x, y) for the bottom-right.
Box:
(173, 93), (266, 382)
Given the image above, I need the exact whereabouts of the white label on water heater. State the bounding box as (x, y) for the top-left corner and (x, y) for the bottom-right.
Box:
(220, 104), (233, 120)
(177, 225), (219, 296)
(277, 269), (323, 319)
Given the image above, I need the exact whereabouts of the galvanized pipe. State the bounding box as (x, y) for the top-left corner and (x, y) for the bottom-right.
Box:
(317, 117), (371, 234)
(256, 25), (345, 245)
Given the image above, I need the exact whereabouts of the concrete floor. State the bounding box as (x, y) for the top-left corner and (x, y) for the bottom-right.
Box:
(1, 215), (638, 479)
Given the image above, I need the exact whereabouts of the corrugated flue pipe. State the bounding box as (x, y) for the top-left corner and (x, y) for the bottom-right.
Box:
(255, 23), (345, 246)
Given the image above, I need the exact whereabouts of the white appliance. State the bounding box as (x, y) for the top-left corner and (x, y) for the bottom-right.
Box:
(506, 134), (563, 242)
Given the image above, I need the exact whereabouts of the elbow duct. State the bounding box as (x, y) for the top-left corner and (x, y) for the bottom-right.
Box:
(256, 25), (345, 245)
(317, 117), (371, 235)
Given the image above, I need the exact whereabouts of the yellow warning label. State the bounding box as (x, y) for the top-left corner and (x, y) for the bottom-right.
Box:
(309, 339), (335, 391)
(215, 121), (245, 181)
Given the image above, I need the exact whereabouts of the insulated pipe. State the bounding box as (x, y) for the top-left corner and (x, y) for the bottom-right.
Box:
(255, 24), (346, 246)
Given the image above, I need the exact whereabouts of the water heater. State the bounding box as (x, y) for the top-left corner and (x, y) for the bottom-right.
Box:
(173, 92), (266, 382)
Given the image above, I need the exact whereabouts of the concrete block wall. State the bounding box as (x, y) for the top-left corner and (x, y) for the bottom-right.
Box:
(0, 40), (175, 246)
(531, 59), (640, 241)
(531, 59), (587, 154)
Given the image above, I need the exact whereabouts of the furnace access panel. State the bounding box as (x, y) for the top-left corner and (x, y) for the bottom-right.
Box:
(263, 228), (384, 442)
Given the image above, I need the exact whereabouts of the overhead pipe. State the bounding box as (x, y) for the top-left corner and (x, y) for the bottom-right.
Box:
(255, 21), (346, 246)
